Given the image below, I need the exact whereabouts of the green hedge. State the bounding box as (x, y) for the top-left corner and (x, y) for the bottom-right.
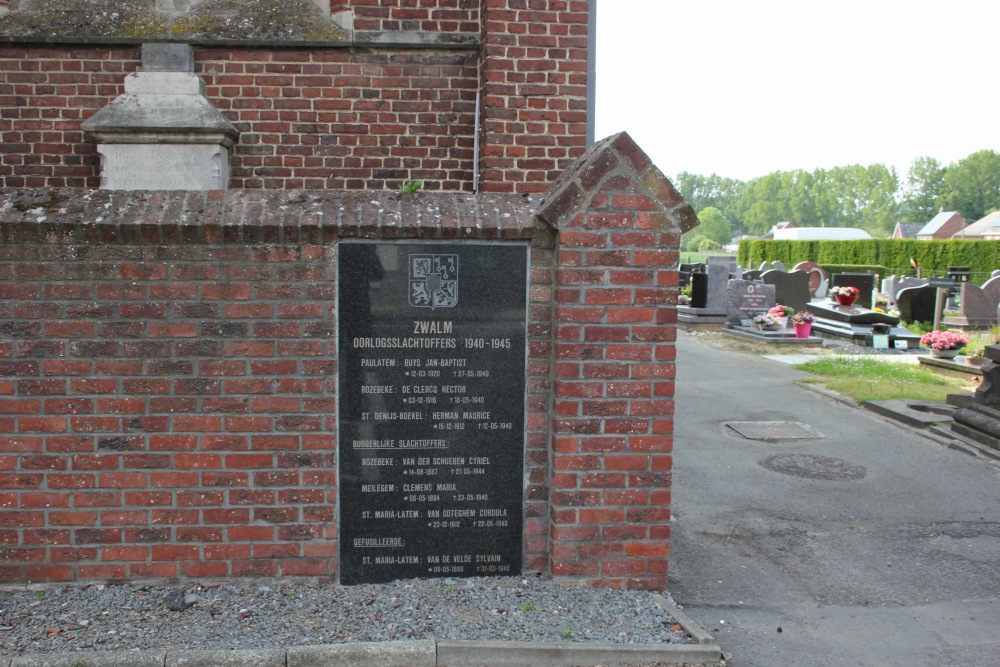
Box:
(738, 239), (1000, 282)
(818, 264), (888, 277)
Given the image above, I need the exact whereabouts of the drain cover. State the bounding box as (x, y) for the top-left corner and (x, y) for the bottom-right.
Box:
(759, 453), (867, 481)
(725, 421), (824, 441)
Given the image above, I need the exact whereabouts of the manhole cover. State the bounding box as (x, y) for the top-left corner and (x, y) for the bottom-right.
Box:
(759, 453), (867, 481)
(725, 421), (824, 441)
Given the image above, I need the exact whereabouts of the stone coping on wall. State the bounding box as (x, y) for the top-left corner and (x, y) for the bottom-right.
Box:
(0, 189), (540, 244)
(0, 0), (480, 49)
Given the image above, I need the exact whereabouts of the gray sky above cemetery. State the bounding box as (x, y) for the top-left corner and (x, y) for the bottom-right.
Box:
(595, 0), (999, 181)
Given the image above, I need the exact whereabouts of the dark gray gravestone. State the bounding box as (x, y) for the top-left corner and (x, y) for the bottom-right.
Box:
(338, 242), (527, 585)
(831, 273), (875, 309)
(883, 275), (928, 301)
(679, 263), (705, 289)
(741, 270), (763, 281)
(761, 269), (811, 317)
(792, 261), (828, 297)
(727, 279), (776, 325)
(705, 262), (730, 309)
(690, 272), (708, 308)
(707, 255), (737, 274)
(895, 286), (937, 323)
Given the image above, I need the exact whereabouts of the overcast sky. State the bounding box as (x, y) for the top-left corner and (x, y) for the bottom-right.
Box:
(594, 0), (999, 182)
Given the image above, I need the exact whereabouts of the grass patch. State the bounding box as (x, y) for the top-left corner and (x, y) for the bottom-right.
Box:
(793, 356), (978, 403)
(680, 251), (736, 265)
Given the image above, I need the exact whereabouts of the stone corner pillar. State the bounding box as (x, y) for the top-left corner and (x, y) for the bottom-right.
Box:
(536, 131), (700, 590)
(81, 43), (239, 191)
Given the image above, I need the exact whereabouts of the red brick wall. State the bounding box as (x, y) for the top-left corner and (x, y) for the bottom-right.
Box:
(0, 188), (547, 584)
(0, 46), (479, 191)
(0, 132), (690, 588)
(351, 0), (479, 33)
(478, 0), (590, 194)
(0, 1), (589, 193)
(0, 231), (338, 581)
(538, 133), (698, 590)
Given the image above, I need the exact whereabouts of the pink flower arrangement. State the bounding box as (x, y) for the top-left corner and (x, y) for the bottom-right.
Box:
(768, 304), (794, 317)
(830, 286), (860, 297)
(920, 330), (968, 351)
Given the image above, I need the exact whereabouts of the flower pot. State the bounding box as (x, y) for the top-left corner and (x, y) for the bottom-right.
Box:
(835, 294), (858, 307)
(929, 348), (959, 359)
(794, 322), (812, 338)
(775, 316), (788, 329)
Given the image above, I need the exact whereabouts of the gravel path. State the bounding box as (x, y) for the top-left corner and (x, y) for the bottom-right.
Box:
(0, 575), (690, 656)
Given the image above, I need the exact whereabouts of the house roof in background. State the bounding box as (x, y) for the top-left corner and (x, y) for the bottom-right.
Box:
(954, 211), (1000, 237)
(893, 222), (924, 238)
(918, 211), (961, 236)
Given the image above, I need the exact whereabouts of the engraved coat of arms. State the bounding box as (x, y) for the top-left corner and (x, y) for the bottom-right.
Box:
(409, 254), (458, 309)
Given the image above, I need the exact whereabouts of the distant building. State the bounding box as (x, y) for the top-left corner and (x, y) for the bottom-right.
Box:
(892, 222), (924, 239)
(952, 211), (1000, 239)
(916, 211), (967, 240)
(772, 227), (871, 240)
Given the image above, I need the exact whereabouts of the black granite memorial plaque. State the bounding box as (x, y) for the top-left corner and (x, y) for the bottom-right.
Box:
(337, 242), (527, 585)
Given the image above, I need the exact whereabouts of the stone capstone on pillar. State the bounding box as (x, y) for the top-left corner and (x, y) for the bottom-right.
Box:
(81, 43), (238, 191)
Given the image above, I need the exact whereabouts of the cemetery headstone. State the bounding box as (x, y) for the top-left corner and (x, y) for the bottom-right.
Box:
(948, 345), (1000, 453)
(882, 275), (928, 302)
(690, 272), (708, 308)
(707, 255), (737, 275)
(741, 270), (763, 281)
(679, 263), (702, 288)
(771, 260), (786, 272)
(761, 269), (812, 317)
(727, 279), (776, 326)
(831, 273), (875, 309)
(954, 276), (1000, 327)
(792, 261), (828, 297)
(705, 261), (731, 310)
(895, 286), (938, 323)
(947, 266), (972, 283)
(337, 241), (527, 585)
(758, 261), (772, 272)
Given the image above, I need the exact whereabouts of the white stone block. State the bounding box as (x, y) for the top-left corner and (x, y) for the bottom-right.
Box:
(97, 144), (229, 191)
(124, 72), (205, 96)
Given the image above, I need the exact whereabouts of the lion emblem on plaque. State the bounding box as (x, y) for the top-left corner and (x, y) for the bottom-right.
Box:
(409, 254), (458, 309)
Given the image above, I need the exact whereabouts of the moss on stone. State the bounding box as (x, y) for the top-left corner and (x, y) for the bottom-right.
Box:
(0, 0), (349, 43)
(171, 0), (348, 41)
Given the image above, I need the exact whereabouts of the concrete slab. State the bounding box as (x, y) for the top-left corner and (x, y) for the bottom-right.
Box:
(167, 649), (285, 667)
(287, 641), (436, 667)
(10, 653), (166, 667)
(436, 640), (722, 667)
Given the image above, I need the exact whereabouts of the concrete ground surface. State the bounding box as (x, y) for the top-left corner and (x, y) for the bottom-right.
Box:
(671, 331), (1000, 666)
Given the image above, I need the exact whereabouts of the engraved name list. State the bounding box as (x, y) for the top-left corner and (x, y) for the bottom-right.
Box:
(337, 242), (528, 585)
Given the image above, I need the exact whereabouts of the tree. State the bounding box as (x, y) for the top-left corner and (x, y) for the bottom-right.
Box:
(940, 150), (1000, 221)
(674, 172), (746, 234)
(739, 173), (786, 235)
(901, 156), (946, 222)
(694, 206), (733, 247)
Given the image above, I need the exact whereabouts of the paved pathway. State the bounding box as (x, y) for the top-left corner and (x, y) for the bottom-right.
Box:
(671, 331), (1000, 666)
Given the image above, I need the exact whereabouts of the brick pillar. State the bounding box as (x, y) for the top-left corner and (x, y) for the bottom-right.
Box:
(478, 0), (590, 194)
(536, 132), (699, 590)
